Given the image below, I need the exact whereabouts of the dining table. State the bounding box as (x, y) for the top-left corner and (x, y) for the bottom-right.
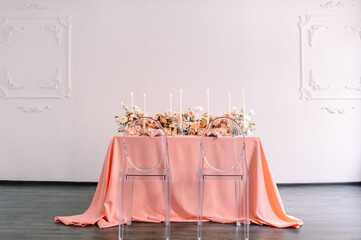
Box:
(55, 135), (303, 229)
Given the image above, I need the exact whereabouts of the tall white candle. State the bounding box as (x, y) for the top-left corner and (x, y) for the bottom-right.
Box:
(207, 89), (210, 125)
(180, 89), (183, 130)
(170, 93), (172, 112)
(242, 89), (245, 122)
(143, 93), (147, 116)
(228, 93), (231, 115)
(131, 92), (134, 110)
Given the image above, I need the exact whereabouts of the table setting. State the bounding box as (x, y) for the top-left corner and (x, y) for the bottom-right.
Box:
(55, 89), (303, 232)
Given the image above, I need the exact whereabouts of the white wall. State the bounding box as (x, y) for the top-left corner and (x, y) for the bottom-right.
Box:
(0, 0), (360, 183)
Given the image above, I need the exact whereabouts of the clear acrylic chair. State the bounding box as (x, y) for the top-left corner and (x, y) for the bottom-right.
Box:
(119, 117), (171, 240)
(197, 117), (249, 240)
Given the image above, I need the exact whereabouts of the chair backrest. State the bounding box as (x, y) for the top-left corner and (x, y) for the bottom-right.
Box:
(200, 117), (246, 173)
(123, 117), (169, 173)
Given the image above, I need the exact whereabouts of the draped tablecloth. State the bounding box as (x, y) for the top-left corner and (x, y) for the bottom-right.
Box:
(55, 136), (303, 228)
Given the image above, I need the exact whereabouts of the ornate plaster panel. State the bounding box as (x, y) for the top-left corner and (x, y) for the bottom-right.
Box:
(0, 16), (71, 99)
(299, 15), (361, 100)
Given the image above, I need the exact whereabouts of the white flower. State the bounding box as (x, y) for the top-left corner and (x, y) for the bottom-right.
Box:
(119, 115), (128, 124)
(194, 106), (203, 112)
(249, 109), (255, 116)
(134, 106), (140, 112)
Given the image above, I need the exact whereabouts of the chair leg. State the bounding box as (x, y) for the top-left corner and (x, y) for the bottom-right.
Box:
(163, 175), (171, 240)
(119, 176), (125, 240)
(239, 176), (249, 240)
(241, 177), (246, 240)
(235, 176), (241, 227)
(126, 180), (134, 226)
(245, 177), (249, 240)
(197, 175), (205, 240)
(168, 176), (171, 227)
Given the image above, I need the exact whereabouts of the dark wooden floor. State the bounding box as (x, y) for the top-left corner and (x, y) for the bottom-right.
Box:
(0, 183), (360, 240)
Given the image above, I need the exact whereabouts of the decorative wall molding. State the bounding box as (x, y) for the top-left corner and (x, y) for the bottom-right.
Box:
(345, 25), (361, 39)
(299, 15), (361, 100)
(5, 25), (25, 46)
(0, 16), (72, 99)
(299, 15), (312, 27)
(309, 70), (330, 90)
(40, 24), (62, 45)
(321, 106), (355, 114)
(308, 25), (329, 47)
(345, 78), (361, 91)
(319, 1), (355, 8)
(300, 88), (312, 100)
(16, 2), (50, 10)
(40, 68), (62, 89)
(4, 69), (25, 89)
(58, 87), (71, 98)
(59, 16), (71, 28)
(17, 105), (50, 112)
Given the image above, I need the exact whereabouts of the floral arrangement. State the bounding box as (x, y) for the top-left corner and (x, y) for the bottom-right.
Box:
(228, 107), (256, 135)
(114, 103), (144, 133)
(115, 104), (256, 136)
(180, 106), (203, 136)
(155, 111), (177, 136)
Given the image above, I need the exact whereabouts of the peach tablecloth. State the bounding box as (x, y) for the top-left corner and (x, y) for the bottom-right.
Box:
(55, 136), (303, 228)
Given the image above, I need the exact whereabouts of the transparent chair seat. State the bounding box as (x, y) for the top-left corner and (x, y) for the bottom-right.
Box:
(201, 168), (243, 180)
(125, 168), (169, 180)
(197, 117), (249, 240)
(119, 117), (171, 240)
